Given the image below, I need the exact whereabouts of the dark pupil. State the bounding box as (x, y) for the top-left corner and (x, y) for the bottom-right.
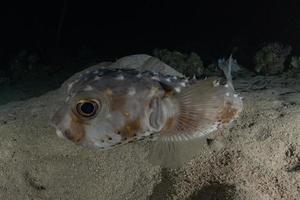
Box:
(80, 102), (95, 114)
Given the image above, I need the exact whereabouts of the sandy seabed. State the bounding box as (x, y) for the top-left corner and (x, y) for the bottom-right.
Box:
(0, 55), (299, 200)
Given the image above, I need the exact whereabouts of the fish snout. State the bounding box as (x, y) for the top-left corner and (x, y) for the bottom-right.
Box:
(49, 118), (66, 139)
(62, 129), (82, 142)
(55, 128), (65, 138)
(51, 107), (86, 143)
(54, 127), (85, 143)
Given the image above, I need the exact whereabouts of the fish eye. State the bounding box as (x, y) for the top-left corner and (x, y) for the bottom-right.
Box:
(76, 99), (100, 117)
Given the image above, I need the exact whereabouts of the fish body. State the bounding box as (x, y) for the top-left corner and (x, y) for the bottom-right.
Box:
(51, 59), (243, 166)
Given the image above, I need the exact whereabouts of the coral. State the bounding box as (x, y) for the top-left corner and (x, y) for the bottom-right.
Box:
(153, 49), (204, 78)
(254, 43), (291, 75)
(202, 56), (241, 78)
(218, 56), (240, 73)
(204, 63), (218, 76)
(290, 56), (300, 69)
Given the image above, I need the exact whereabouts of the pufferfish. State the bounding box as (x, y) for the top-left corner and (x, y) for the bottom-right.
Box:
(51, 59), (243, 167)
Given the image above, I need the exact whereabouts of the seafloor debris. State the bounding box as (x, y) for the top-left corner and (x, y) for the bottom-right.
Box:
(254, 43), (292, 75)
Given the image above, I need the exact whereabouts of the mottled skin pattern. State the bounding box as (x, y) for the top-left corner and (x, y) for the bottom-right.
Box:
(51, 68), (189, 148)
(51, 67), (243, 149)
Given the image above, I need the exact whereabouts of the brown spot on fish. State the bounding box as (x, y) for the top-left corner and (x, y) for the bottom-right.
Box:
(164, 90), (174, 98)
(65, 120), (86, 143)
(105, 88), (113, 96)
(118, 119), (141, 139)
(158, 81), (174, 97)
(111, 95), (126, 111)
(217, 101), (238, 124)
(63, 129), (72, 139)
(123, 112), (130, 117)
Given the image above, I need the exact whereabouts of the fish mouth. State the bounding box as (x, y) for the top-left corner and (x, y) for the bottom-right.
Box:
(49, 119), (67, 139)
(50, 123), (66, 139)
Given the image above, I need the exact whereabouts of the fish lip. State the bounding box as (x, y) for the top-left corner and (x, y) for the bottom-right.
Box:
(51, 125), (66, 139)
(49, 120), (66, 139)
(55, 128), (65, 138)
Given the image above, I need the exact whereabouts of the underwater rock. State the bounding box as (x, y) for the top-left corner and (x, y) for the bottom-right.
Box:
(254, 43), (291, 75)
(153, 49), (204, 78)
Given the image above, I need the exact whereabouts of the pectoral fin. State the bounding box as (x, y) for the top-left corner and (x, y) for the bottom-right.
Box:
(148, 62), (243, 168)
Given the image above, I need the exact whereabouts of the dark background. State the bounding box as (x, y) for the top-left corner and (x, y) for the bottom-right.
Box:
(0, 0), (300, 69)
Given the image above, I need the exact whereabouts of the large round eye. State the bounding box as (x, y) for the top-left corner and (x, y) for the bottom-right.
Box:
(76, 99), (100, 117)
